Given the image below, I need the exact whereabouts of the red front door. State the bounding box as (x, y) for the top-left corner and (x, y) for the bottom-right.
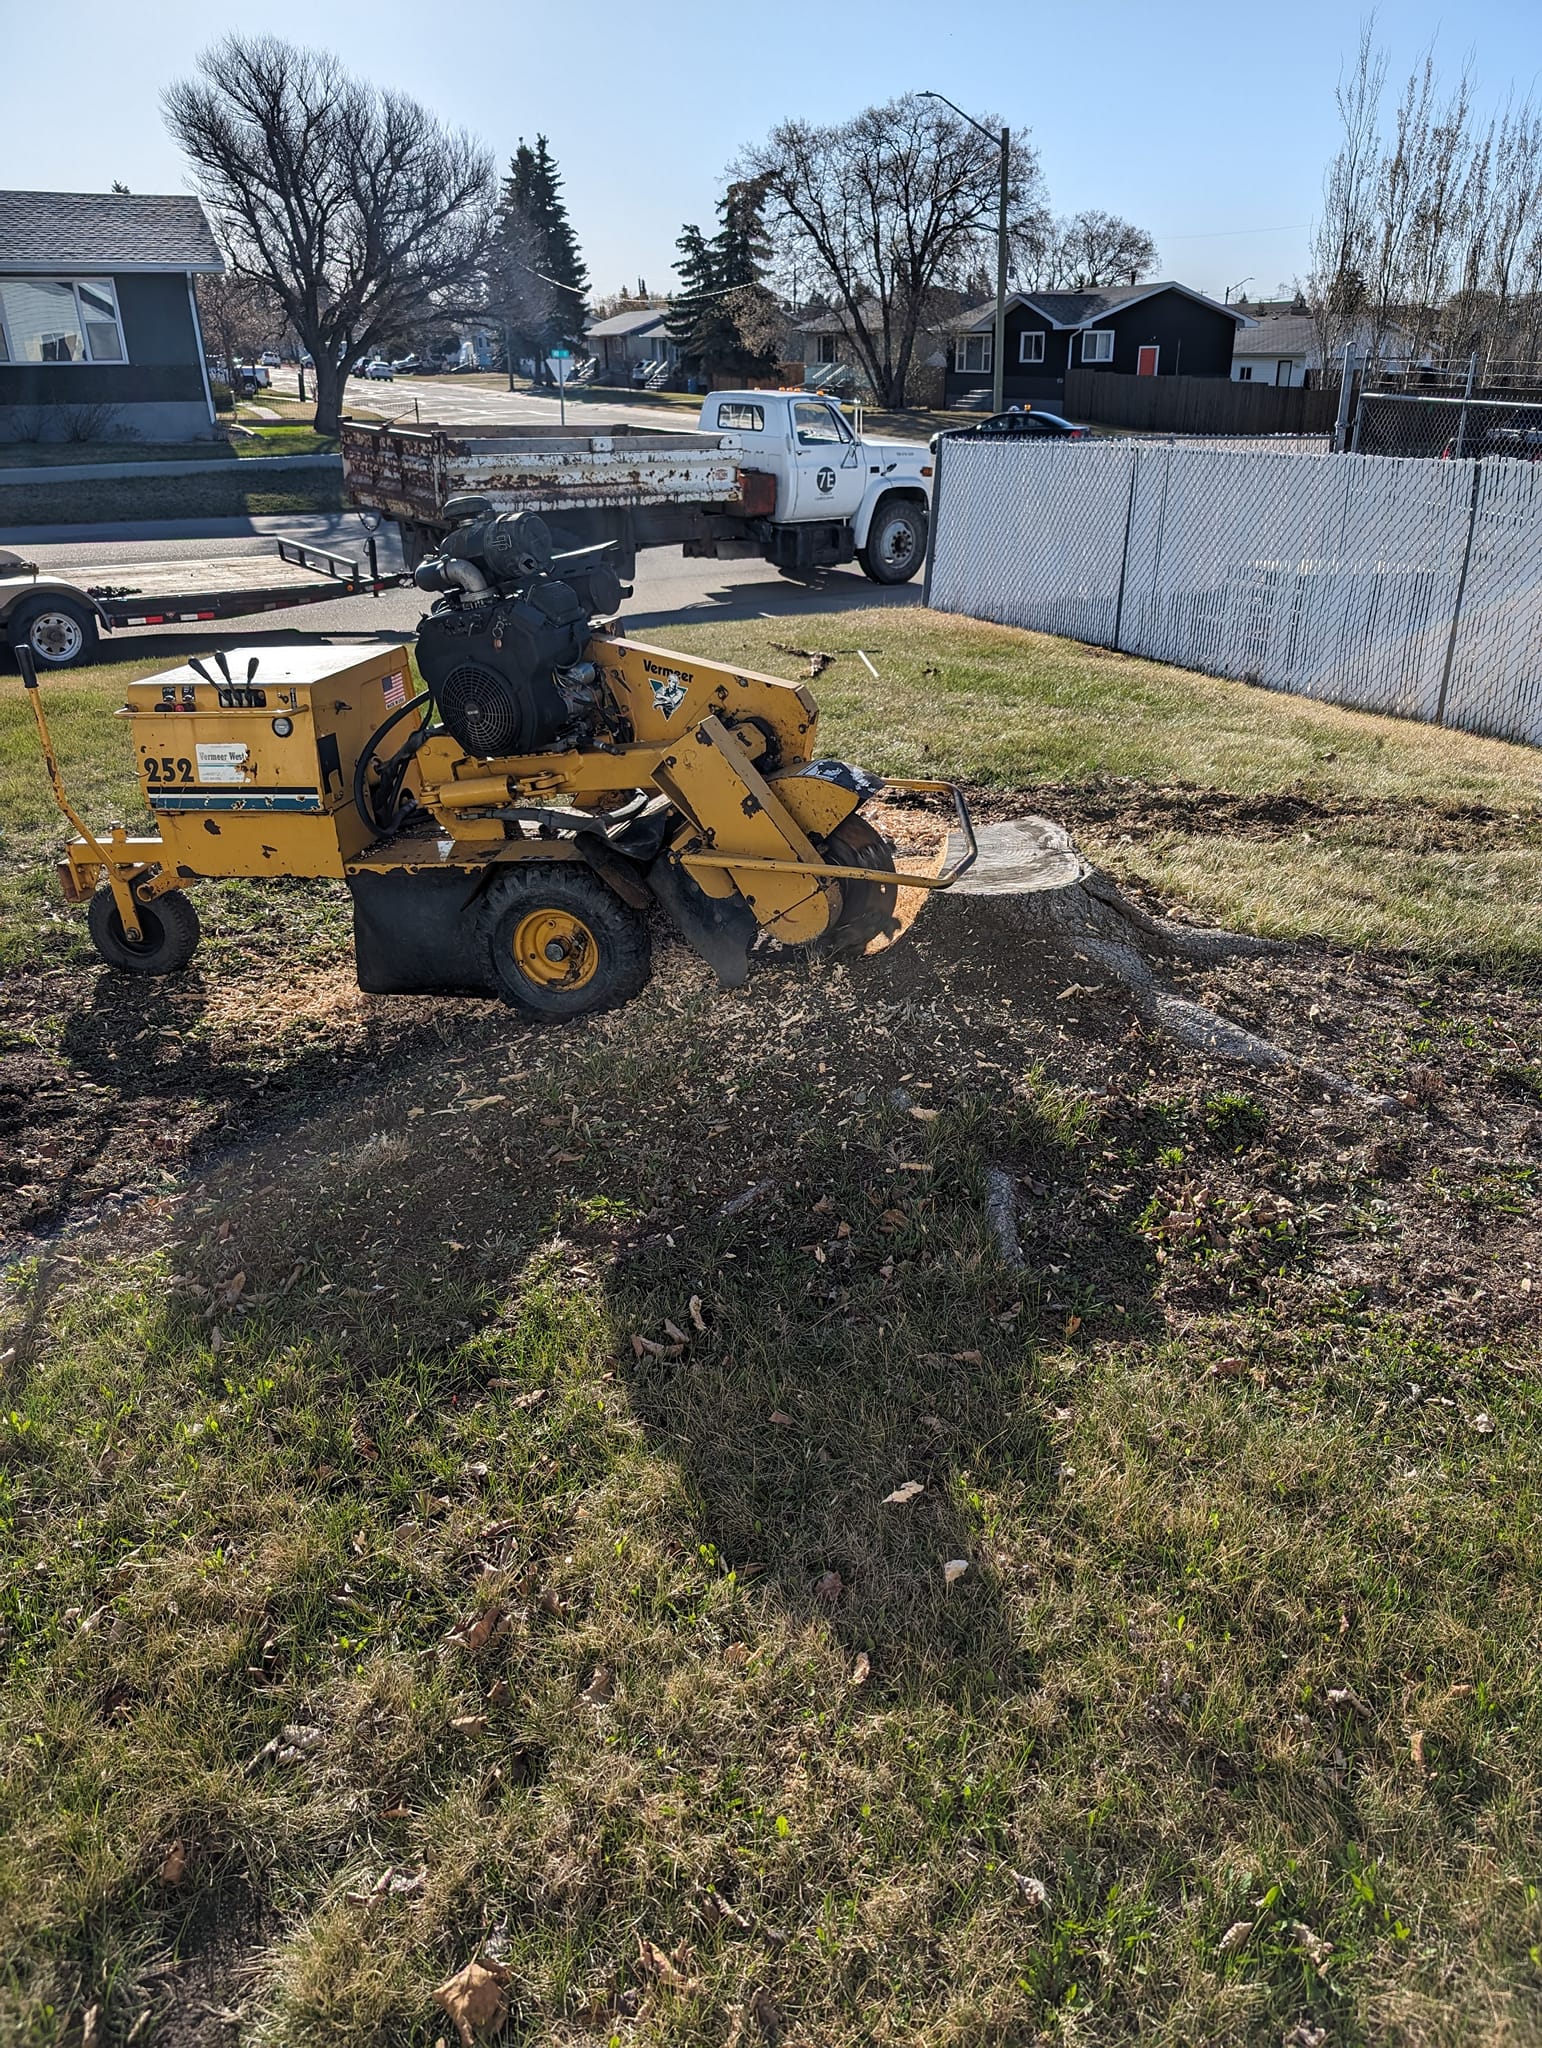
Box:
(1137, 345), (1160, 377)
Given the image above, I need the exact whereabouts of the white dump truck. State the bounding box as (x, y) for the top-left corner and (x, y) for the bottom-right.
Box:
(340, 390), (934, 584)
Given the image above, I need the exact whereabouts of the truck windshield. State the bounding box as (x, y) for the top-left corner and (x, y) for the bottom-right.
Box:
(793, 400), (852, 446)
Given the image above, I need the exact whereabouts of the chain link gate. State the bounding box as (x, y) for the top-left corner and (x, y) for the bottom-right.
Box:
(925, 439), (1542, 747)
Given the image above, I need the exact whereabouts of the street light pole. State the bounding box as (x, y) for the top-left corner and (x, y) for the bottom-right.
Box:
(922, 91), (1010, 413)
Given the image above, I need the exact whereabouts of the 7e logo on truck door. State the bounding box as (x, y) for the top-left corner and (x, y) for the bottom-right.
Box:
(816, 466), (836, 493)
(144, 755), (195, 784)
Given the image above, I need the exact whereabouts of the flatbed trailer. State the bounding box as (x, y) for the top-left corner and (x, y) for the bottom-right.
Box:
(1, 535), (398, 670)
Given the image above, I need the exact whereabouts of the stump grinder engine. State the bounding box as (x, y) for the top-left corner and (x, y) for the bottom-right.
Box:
(22, 504), (976, 1020)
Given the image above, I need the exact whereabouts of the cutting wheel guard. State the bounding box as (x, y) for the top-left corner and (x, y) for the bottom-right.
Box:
(678, 779), (977, 891)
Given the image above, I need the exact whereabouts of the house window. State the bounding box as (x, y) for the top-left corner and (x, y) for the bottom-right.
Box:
(0, 277), (127, 364)
(1080, 330), (1114, 364)
(1236, 365), (1254, 381)
(1018, 329), (1045, 365)
(816, 334), (838, 364)
(955, 333), (993, 374)
(716, 401), (764, 431)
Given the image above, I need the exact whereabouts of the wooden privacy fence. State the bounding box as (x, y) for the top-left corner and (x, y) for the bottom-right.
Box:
(1065, 367), (1342, 437)
(925, 438), (1542, 748)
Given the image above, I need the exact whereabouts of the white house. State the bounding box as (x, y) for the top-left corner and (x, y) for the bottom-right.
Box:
(1231, 313), (1417, 388)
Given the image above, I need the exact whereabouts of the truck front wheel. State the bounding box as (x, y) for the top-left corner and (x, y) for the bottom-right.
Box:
(858, 499), (929, 585)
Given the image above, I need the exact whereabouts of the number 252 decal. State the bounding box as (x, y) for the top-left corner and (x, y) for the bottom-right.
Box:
(144, 755), (195, 784)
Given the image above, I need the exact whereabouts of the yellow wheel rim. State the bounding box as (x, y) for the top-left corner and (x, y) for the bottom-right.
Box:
(512, 907), (599, 991)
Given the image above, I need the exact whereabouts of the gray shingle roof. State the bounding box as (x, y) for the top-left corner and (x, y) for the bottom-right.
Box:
(1233, 315), (1316, 358)
(0, 191), (224, 273)
(954, 281), (1252, 331)
(585, 307), (669, 338)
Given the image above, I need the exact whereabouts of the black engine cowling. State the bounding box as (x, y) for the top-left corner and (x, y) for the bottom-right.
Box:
(412, 509), (625, 758)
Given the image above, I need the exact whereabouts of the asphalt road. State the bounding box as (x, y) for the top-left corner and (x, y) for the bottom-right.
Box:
(7, 513), (918, 669)
(269, 364), (692, 434)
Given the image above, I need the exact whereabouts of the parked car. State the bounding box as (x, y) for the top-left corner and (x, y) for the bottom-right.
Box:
(363, 360), (395, 380)
(1441, 409), (1542, 461)
(391, 355), (426, 375)
(260, 350), (281, 367)
(928, 407), (1089, 454)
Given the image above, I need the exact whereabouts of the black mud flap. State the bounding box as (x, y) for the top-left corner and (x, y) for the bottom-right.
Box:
(347, 868), (493, 995)
(646, 852), (756, 989)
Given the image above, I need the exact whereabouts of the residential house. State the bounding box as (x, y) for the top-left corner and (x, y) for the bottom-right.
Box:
(1230, 312), (1416, 388)
(799, 292), (971, 404)
(944, 282), (1250, 410)
(584, 306), (679, 382)
(0, 189), (224, 442)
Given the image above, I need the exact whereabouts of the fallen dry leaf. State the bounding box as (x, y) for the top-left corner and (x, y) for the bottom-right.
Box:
(1471, 1411), (1495, 1435)
(1410, 1727), (1426, 1769)
(1010, 1869), (1048, 1909)
(849, 1652), (871, 1686)
(950, 1350), (983, 1364)
(768, 1410), (794, 1428)
(433, 1957), (513, 2046)
(216, 1217), (233, 1243)
(730, 1984), (782, 2042)
(159, 1841), (188, 1885)
(81, 2004), (103, 2048)
(631, 1333), (685, 1360)
(461, 1095), (507, 1113)
(688, 1295), (708, 1332)
(450, 1714), (489, 1734)
(449, 1605), (508, 1655)
(908, 1105), (940, 1122)
(943, 1558), (970, 1585)
(1217, 1919), (1252, 1955)
(723, 1641), (751, 1668)
(486, 1678), (510, 1707)
(636, 1936), (704, 1997)
(813, 1570), (843, 1604)
(882, 1480), (925, 1505)
(662, 1317), (689, 1345)
(1289, 1920), (1334, 1969)
(579, 1664), (615, 1706)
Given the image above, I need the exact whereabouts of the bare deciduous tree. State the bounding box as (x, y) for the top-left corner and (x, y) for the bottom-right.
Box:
(1309, 27), (1542, 379)
(1025, 211), (1160, 290)
(165, 37), (496, 433)
(195, 273), (282, 384)
(741, 95), (1045, 407)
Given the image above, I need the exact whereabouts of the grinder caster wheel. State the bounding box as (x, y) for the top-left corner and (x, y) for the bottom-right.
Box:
(477, 864), (652, 1020)
(815, 815), (900, 956)
(87, 886), (202, 975)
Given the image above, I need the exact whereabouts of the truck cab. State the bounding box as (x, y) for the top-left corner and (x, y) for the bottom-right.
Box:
(694, 390), (934, 583)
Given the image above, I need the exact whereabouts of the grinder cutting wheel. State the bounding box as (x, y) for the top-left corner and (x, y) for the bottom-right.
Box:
(25, 502), (976, 1022)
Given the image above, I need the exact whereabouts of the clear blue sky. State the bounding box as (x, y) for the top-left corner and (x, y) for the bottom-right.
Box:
(8, 0), (1541, 303)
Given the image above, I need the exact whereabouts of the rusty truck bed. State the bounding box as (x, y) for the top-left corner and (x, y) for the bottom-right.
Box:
(339, 418), (748, 527)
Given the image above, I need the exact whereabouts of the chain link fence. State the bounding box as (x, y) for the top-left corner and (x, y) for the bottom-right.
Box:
(1352, 391), (1542, 461)
(926, 439), (1542, 746)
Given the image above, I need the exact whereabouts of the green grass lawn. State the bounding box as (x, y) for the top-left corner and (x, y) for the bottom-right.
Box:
(0, 441), (240, 470)
(2, 610), (1540, 2046)
(0, 470), (345, 529)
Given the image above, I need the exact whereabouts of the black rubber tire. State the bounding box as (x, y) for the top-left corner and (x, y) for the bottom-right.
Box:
(857, 498), (929, 585)
(815, 814), (901, 955)
(87, 887), (202, 975)
(476, 863), (652, 1021)
(9, 594), (100, 669)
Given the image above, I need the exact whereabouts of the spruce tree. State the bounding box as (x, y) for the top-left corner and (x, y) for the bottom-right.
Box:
(666, 179), (780, 384)
(491, 135), (588, 382)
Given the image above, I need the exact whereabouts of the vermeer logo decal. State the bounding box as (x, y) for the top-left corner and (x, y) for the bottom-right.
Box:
(643, 656), (690, 718)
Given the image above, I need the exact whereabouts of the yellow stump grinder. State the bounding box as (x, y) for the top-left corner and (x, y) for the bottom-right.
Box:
(22, 510), (975, 1020)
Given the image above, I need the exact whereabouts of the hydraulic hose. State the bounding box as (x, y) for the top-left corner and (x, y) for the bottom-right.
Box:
(353, 689), (435, 837)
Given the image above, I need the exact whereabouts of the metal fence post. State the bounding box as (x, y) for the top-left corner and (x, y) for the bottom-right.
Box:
(1111, 449), (1139, 651)
(1435, 460), (1483, 728)
(1331, 344), (1357, 453)
(922, 435), (944, 608)
(1453, 350), (1478, 460)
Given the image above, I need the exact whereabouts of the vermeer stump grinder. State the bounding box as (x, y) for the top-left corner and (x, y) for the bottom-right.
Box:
(24, 510), (975, 1020)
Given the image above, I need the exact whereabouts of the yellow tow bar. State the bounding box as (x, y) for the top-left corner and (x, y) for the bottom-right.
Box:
(14, 640), (146, 943)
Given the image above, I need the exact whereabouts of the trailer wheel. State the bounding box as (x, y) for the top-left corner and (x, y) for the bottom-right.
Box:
(858, 498), (928, 585)
(87, 887), (202, 975)
(477, 864), (652, 1021)
(10, 594), (99, 669)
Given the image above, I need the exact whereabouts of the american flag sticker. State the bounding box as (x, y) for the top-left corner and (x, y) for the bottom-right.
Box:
(383, 670), (408, 710)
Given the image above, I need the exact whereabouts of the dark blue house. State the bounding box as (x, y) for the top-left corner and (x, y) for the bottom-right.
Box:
(944, 281), (1250, 411)
(0, 190), (225, 443)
